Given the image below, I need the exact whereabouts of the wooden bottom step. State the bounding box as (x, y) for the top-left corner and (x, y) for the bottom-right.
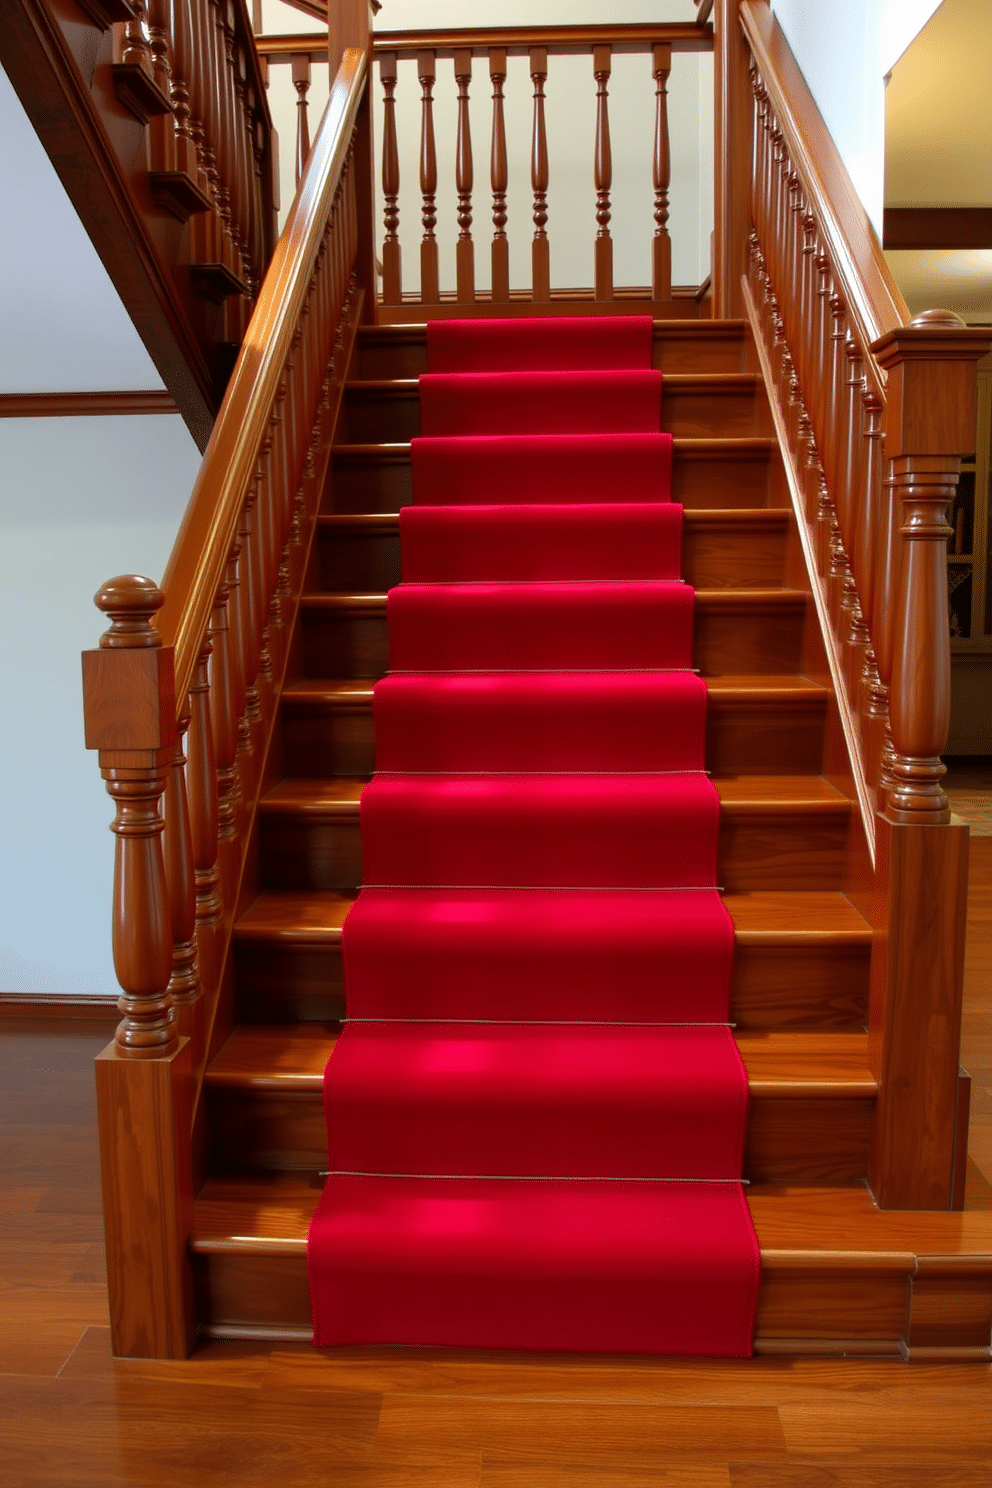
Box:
(191, 1176), (992, 1359)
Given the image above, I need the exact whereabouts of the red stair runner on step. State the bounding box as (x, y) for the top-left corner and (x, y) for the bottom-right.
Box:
(307, 314), (759, 1356)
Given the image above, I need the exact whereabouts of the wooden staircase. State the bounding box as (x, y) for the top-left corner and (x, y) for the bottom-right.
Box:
(187, 319), (992, 1357)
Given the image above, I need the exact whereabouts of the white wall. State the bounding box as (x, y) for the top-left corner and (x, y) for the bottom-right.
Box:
(0, 417), (202, 1000)
(0, 65), (202, 1001)
(769, 0), (942, 237)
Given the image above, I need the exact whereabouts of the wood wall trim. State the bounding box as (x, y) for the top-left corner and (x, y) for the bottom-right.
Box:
(0, 994), (119, 1019)
(0, 391), (179, 417)
(884, 208), (992, 251)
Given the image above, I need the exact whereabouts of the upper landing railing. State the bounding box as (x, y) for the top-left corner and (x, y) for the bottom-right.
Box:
(257, 18), (715, 316)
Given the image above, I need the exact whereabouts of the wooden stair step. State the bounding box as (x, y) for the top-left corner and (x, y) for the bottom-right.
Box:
(205, 1024), (873, 1097)
(256, 774), (851, 894)
(297, 588), (808, 679)
(340, 374), (770, 444)
(232, 888), (870, 1032)
(277, 673), (827, 780)
(328, 437), (780, 514)
(203, 1023), (874, 1184)
(190, 1177), (992, 1357)
(355, 319), (756, 379)
(314, 507), (791, 591)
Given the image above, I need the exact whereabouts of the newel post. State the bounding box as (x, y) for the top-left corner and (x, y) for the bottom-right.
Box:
(82, 575), (195, 1358)
(712, 0), (751, 319)
(866, 313), (992, 1210)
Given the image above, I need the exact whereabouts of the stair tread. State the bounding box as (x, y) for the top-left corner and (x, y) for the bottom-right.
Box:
(281, 675), (827, 709)
(205, 1024), (872, 1096)
(191, 1175), (992, 1264)
(300, 588), (804, 607)
(317, 506), (789, 529)
(236, 890), (356, 941)
(724, 891), (871, 942)
(332, 436), (778, 459)
(235, 888), (868, 948)
(260, 774), (849, 815)
(346, 374), (763, 394)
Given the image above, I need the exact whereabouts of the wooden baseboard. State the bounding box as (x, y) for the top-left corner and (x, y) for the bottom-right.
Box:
(0, 994), (119, 1020)
(0, 391), (178, 417)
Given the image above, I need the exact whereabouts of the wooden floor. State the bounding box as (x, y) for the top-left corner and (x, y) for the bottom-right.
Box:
(2, 837), (990, 1485)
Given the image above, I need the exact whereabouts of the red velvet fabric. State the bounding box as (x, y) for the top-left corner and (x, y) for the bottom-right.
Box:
(411, 433), (673, 507)
(360, 772), (721, 890)
(308, 1176), (760, 1355)
(400, 503), (684, 582)
(307, 315), (759, 1357)
(387, 580), (695, 672)
(326, 1023), (748, 1179)
(341, 887), (736, 1024)
(420, 370), (663, 436)
(426, 314), (654, 372)
(373, 672), (707, 772)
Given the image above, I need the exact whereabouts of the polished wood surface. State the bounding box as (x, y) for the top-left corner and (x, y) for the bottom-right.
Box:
(366, 22), (710, 315)
(0, 391), (178, 417)
(884, 206), (992, 251)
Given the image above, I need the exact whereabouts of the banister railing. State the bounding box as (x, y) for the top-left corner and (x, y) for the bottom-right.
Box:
(369, 21), (713, 315)
(82, 46), (369, 1358)
(721, 0), (991, 1210)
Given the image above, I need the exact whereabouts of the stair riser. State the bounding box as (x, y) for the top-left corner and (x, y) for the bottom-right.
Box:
(329, 451), (777, 514)
(205, 1086), (873, 1184)
(298, 604), (807, 680)
(257, 811), (849, 893)
(355, 329), (754, 380)
(340, 386), (771, 444)
(191, 1251), (913, 1350)
(315, 521), (790, 591)
(233, 940), (870, 1033)
(279, 699), (826, 778)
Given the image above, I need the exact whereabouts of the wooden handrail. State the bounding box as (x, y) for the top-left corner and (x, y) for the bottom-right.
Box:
(372, 23), (714, 57)
(722, 0), (992, 1212)
(739, 1), (907, 376)
(83, 45), (371, 1356)
(159, 46), (367, 710)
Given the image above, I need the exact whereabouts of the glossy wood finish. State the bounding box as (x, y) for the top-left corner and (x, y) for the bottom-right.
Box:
(81, 49), (368, 1356)
(734, 0), (990, 1209)
(369, 21), (712, 316)
(0, 391), (178, 416)
(1, 0), (276, 446)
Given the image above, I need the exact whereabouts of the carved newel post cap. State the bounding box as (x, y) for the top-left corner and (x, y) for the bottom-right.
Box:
(95, 574), (164, 649)
(909, 308), (967, 330)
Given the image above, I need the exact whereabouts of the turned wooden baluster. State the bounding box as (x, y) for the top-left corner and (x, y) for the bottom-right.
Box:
(489, 48), (509, 304)
(379, 52), (401, 304)
(208, 574), (242, 902)
(185, 639), (222, 1021)
(454, 49), (475, 303)
(292, 53), (312, 188)
(872, 311), (992, 822)
(652, 44), (672, 302)
(162, 708), (201, 1057)
(85, 577), (177, 1057)
(418, 51), (439, 304)
(593, 44), (613, 302)
(530, 47), (550, 303)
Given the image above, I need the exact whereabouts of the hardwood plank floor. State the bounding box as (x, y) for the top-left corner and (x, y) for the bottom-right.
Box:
(2, 838), (990, 1486)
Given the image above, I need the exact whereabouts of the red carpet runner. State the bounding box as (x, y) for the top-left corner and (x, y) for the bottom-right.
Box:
(307, 314), (761, 1355)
